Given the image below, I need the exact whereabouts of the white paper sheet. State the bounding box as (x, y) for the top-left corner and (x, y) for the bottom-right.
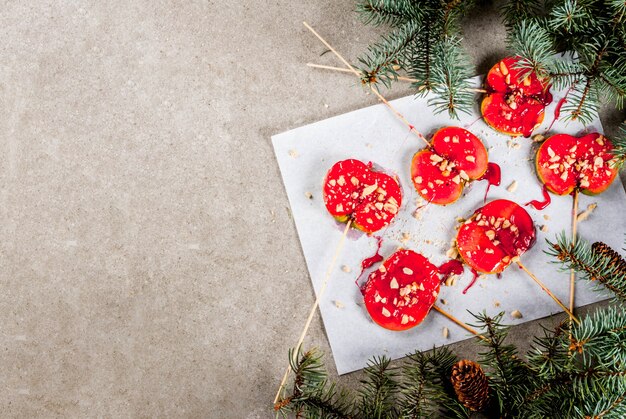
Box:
(271, 77), (626, 374)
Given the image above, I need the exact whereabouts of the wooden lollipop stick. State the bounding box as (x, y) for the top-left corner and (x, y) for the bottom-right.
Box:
(432, 305), (487, 341)
(302, 22), (431, 148)
(569, 189), (579, 312)
(513, 257), (580, 324)
(306, 62), (488, 93)
(273, 220), (352, 404)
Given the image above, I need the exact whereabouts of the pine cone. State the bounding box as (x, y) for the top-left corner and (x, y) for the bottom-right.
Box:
(450, 359), (489, 412)
(591, 242), (626, 278)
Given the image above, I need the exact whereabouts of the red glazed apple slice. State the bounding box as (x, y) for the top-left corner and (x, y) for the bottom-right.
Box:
(536, 133), (618, 196)
(457, 199), (536, 274)
(410, 127), (488, 205)
(323, 159), (402, 234)
(481, 57), (552, 137)
(363, 249), (440, 331)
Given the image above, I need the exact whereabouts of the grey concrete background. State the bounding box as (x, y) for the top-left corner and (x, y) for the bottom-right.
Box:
(0, 1), (623, 417)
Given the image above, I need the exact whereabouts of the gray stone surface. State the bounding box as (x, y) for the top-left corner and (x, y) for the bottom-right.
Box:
(0, 1), (622, 418)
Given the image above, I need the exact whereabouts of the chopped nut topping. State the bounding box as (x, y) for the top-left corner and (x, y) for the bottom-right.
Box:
(499, 61), (509, 75)
(351, 176), (359, 186)
(465, 155), (476, 162)
(362, 183), (378, 197)
(486, 230), (496, 240)
(547, 147), (555, 158)
(335, 203), (343, 212)
(337, 175), (346, 186)
(485, 248), (494, 254)
(390, 277), (399, 289)
(452, 175), (461, 184)
(459, 170), (469, 181)
(430, 154), (444, 163)
(414, 176), (423, 184)
(375, 202), (384, 210)
(382, 307), (391, 317)
(401, 314), (409, 325)
(329, 179), (336, 186)
(403, 267), (414, 275)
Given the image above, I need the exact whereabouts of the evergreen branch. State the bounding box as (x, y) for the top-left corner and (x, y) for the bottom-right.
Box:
(356, 0), (419, 27)
(547, 234), (626, 303)
(473, 312), (531, 416)
(507, 20), (556, 80)
(428, 36), (475, 118)
(610, 123), (626, 169)
(501, 0), (544, 28)
(276, 349), (355, 419)
(576, 390), (626, 418)
(357, 20), (421, 89)
(357, 356), (399, 418)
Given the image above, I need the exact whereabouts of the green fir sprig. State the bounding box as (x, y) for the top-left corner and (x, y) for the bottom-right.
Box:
(356, 0), (476, 119)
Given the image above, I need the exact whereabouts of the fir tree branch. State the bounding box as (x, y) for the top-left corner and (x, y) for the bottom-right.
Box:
(357, 356), (399, 418)
(547, 234), (626, 303)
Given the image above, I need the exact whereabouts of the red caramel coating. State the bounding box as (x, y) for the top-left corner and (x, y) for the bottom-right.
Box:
(456, 199), (536, 274)
(323, 159), (402, 233)
(536, 133), (618, 196)
(363, 249), (440, 331)
(481, 57), (552, 137)
(411, 127), (488, 205)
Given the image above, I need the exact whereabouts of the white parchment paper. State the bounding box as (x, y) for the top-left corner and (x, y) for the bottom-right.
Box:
(272, 77), (626, 374)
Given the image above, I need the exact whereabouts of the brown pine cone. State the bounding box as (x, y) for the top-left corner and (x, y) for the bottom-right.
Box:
(450, 359), (490, 412)
(591, 242), (626, 277)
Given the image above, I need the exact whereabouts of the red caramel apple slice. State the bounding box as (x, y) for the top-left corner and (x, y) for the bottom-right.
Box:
(456, 199), (536, 274)
(363, 249), (440, 331)
(536, 133), (618, 196)
(481, 57), (552, 137)
(323, 159), (402, 234)
(410, 127), (488, 205)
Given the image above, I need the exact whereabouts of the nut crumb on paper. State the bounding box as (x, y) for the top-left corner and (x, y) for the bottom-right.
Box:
(334, 300), (345, 309)
(511, 310), (523, 319)
(577, 203), (597, 222)
(532, 134), (545, 143)
(341, 265), (351, 273)
(401, 232), (411, 243)
(541, 225), (549, 232)
(442, 327), (449, 339)
(440, 299), (447, 305)
(507, 180), (518, 193)
(543, 214), (550, 220)
(288, 149), (299, 158)
(304, 191), (313, 199)
(494, 300), (501, 308)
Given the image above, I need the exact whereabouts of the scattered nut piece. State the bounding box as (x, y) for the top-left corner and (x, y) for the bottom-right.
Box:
(577, 203), (597, 222)
(442, 327), (449, 339)
(511, 310), (523, 319)
(532, 134), (545, 143)
(334, 300), (345, 309)
(494, 301), (501, 308)
(341, 265), (352, 273)
(288, 149), (299, 158)
(543, 214), (550, 220)
(304, 191), (313, 199)
(507, 180), (518, 193)
(541, 225), (549, 233)
(440, 299), (447, 305)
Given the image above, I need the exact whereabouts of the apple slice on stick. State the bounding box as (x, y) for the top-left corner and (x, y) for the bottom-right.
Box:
(410, 127), (489, 205)
(456, 199), (579, 323)
(363, 248), (485, 338)
(535, 133), (618, 312)
(481, 57), (553, 138)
